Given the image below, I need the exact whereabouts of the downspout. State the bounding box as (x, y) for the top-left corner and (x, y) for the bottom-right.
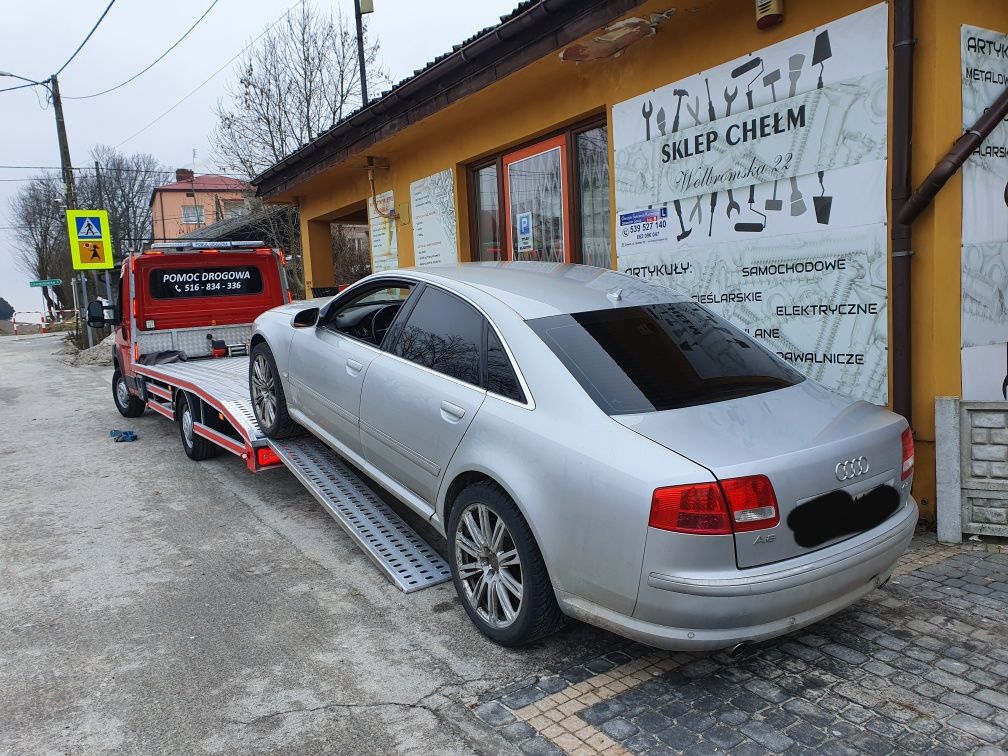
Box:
(890, 0), (915, 423)
(897, 86), (1008, 224)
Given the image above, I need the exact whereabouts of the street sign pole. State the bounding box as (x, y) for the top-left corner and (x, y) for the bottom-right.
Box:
(50, 73), (93, 348)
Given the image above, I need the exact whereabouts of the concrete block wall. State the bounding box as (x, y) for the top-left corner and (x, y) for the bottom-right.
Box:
(936, 399), (1008, 543)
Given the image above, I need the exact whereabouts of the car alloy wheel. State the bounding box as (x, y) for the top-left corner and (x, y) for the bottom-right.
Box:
(454, 502), (524, 628)
(251, 353), (277, 428)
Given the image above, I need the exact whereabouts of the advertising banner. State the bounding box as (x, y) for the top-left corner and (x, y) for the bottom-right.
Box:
(612, 4), (889, 403)
(410, 169), (458, 267)
(961, 24), (1008, 400)
(368, 190), (398, 273)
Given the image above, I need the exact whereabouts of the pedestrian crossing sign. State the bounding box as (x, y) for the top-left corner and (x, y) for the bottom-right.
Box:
(67, 209), (114, 269)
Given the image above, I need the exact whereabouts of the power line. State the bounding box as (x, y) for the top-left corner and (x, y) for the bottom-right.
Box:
(114, 0), (302, 149)
(65, 0), (220, 100)
(54, 0), (118, 77)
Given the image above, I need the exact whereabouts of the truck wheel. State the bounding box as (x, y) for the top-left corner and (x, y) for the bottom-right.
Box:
(447, 481), (566, 647)
(250, 342), (298, 439)
(177, 392), (219, 461)
(112, 369), (145, 417)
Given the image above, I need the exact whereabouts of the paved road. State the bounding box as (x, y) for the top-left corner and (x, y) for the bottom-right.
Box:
(0, 336), (618, 754)
(3, 336), (1008, 756)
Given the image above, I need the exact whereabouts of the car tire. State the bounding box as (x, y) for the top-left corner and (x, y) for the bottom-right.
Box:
(249, 342), (298, 439)
(112, 369), (145, 417)
(177, 392), (219, 461)
(447, 481), (566, 647)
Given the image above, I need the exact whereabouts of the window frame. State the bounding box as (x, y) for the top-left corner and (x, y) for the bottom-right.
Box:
(181, 204), (205, 225)
(382, 281), (535, 408)
(319, 277), (419, 351)
(466, 114), (608, 267)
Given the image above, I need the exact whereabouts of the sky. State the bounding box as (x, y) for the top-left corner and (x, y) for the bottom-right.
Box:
(0, 0), (519, 315)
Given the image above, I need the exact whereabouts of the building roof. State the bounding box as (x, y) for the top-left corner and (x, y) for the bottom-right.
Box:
(252, 0), (642, 198)
(176, 203), (295, 242)
(153, 175), (252, 194)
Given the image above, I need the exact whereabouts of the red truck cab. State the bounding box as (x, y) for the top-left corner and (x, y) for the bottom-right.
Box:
(88, 241), (289, 418)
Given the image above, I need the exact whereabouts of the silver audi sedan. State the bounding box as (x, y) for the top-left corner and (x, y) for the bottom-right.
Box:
(248, 262), (918, 651)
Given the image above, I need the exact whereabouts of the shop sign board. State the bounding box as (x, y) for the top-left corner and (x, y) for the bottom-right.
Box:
(961, 24), (1008, 400)
(612, 4), (889, 404)
(368, 190), (399, 273)
(409, 169), (458, 267)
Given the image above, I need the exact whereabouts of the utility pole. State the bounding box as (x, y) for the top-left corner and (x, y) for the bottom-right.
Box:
(354, 0), (373, 107)
(50, 74), (93, 347)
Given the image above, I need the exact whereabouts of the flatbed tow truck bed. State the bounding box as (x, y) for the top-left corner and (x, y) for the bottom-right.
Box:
(137, 355), (451, 593)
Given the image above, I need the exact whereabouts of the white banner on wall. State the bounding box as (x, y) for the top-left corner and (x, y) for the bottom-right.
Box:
(961, 24), (1008, 400)
(368, 190), (398, 273)
(410, 169), (458, 267)
(612, 3), (889, 404)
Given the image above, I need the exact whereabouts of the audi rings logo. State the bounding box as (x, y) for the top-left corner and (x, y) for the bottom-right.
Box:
(835, 456), (870, 481)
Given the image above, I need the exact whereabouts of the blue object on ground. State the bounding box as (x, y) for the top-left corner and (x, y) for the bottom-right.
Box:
(110, 430), (137, 442)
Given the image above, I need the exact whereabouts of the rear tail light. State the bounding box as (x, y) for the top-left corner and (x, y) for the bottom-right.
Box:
(649, 483), (731, 535)
(901, 428), (914, 481)
(721, 475), (779, 532)
(650, 475), (779, 535)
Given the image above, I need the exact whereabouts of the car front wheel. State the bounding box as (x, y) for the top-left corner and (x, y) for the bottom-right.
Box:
(447, 481), (565, 646)
(249, 342), (298, 439)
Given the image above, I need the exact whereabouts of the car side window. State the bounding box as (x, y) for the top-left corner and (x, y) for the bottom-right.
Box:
(393, 286), (482, 386)
(486, 329), (525, 403)
(323, 283), (414, 347)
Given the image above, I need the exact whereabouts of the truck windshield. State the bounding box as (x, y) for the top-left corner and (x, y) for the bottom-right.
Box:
(148, 266), (264, 299)
(527, 302), (803, 415)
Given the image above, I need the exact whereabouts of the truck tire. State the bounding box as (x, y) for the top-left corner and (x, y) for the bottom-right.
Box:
(250, 342), (298, 439)
(447, 481), (566, 647)
(177, 392), (219, 461)
(112, 369), (145, 417)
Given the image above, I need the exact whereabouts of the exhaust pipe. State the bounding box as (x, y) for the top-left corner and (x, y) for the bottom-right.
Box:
(729, 641), (752, 658)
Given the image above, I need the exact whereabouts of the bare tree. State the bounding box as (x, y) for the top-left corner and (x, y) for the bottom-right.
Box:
(78, 146), (170, 261)
(212, 2), (385, 178)
(9, 174), (74, 318)
(331, 224), (371, 287)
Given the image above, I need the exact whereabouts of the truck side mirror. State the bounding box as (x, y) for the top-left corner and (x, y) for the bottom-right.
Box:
(86, 299), (117, 328)
(292, 306), (319, 328)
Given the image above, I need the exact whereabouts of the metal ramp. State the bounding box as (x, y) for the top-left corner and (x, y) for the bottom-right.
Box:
(268, 435), (452, 593)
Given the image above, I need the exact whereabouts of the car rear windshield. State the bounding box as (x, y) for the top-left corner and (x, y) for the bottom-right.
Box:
(527, 302), (803, 414)
(148, 266), (264, 299)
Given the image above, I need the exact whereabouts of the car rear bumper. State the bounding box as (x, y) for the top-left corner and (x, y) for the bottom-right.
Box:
(558, 497), (918, 651)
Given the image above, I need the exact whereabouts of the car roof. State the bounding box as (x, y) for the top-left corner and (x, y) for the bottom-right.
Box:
(390, 262), (688, 319)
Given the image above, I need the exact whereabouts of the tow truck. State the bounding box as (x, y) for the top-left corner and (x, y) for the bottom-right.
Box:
(87, 240), (450, 593)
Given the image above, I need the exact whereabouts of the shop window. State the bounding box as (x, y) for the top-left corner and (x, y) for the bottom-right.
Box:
(576, 126), (611, 270)
(473, 163), (501, 262)
(467, 117), (611, 268)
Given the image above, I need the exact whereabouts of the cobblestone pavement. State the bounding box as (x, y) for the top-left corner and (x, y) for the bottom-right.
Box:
(472, 532), (1008, 755)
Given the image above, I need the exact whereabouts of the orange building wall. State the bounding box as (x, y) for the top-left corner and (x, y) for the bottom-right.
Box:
(151, 189), (248, 241)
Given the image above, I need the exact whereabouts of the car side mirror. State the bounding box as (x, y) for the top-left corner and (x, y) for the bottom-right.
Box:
(86, 299), (117, 328)
(292, 306), (319, 328)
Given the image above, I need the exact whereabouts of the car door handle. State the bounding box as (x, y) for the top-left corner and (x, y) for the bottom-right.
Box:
(440, 401), (466, 423)
(346, 358), (364, 376)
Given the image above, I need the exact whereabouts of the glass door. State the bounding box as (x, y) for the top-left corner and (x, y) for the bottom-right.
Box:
(503, 135), (570, 263)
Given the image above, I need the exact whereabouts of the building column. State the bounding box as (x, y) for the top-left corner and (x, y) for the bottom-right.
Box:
(302, 218), (335, 294)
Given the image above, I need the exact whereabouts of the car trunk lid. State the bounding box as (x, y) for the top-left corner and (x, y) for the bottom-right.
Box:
(613, 380), (907, 567)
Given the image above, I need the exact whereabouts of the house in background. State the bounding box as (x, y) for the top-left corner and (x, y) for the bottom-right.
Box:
(150, 169), (252, 241)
